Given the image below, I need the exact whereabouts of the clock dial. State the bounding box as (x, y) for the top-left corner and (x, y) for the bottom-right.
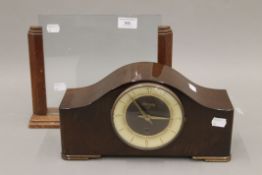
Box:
(126, 96), (170, 136)
(112, 83), (184, 150)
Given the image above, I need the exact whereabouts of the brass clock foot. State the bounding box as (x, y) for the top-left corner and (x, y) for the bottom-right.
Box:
(192, 156), (231, 162)
(62, 154), (101, 160)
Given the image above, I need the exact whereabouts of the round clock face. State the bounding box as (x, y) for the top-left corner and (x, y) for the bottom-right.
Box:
(112, 83), (184, 150)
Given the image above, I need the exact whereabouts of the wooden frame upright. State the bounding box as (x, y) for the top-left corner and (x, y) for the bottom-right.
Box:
(28, 25), (173, 128)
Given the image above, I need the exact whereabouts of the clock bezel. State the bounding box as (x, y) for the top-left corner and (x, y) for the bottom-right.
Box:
(111, 82), (185, 151)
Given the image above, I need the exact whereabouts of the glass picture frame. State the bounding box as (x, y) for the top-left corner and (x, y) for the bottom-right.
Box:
(28, 15), (173, 128)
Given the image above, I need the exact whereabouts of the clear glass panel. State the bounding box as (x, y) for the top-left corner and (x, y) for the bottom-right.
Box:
(39, 15), (162, 107)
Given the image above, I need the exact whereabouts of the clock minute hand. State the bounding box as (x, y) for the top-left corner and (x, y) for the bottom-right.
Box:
(138, 115), (169, 120)
(148, 115), (170, 120)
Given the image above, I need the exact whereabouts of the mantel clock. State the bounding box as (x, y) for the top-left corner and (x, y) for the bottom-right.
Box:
(59, 62), (234, 162)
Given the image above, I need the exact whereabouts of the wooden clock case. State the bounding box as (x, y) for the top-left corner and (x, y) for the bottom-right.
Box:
(59, 62), (233, 162)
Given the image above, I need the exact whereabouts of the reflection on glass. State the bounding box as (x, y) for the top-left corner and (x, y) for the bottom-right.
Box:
(39, 15), (161, 107)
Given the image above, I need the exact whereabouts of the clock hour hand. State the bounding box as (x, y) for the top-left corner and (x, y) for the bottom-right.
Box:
(138, 115), (169, 121)
(133, 100), (153, 125)
(133, 100), (147, 116)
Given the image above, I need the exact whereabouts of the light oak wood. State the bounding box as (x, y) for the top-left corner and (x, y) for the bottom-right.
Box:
(29, 108), (59, 128)
(28, 26), (47, 115)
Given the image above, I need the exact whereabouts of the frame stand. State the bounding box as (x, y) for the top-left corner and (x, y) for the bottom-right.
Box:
(28, 26), (173, 128)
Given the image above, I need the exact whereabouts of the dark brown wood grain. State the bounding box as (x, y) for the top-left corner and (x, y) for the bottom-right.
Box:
(158, 26), (173, 67)
(61, 62), (233, 111)
(59, 62), (234, 161)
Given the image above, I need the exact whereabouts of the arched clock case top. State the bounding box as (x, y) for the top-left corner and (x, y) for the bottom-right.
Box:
(59, 62), (234, 162)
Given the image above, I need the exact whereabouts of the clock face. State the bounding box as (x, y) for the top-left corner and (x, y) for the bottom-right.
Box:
(112, 83), (184, 150)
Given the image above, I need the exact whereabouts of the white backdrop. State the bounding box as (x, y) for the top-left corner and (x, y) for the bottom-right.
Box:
(0, 0), (261, 174)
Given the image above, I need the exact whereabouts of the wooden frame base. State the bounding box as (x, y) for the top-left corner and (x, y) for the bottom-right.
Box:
(192, 156), (231, 162)
(29, 108), (60, 128)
